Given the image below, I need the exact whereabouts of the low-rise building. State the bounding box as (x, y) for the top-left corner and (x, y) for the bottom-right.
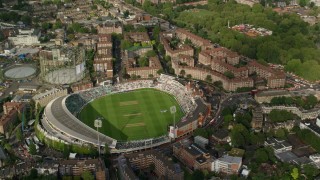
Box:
(264, 138), (292, 154)
(175, 28), (212, 49)
(117, 155), (138, 180)
(210, 129), (230, 144)
(126, 56), (162, 78)
(126, 151), (184, 180)
(254, 90), (291, 103)
(194, 136), (209, 149)
(97, 21), (123, 34)
(0, 102), (25, 135)
(213, 155), (242, 175)
(173, 143), (213, 171)
(8, 29), (41, 46)
(71, 80), (94, 92)
(58, 159), (107, 180)
(251, 107), (264, 130)
(94, 34), (113, 78)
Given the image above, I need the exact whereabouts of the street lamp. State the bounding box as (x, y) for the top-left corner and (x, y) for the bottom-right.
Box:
(94, 118), (102, 157)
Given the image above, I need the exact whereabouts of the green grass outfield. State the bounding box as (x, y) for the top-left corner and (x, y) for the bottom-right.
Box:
(78, 89), (184, 141)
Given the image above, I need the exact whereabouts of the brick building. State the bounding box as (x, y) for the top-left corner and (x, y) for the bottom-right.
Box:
(71, 80), (94, 92)
(175, 28), (212, 49)
(97, 21), (123, 34)
(94, 34), (113, 77)
(58, 159), (107, 180)
(124, 32), (150, 43)
(174, 54), (195, 67)
(171, 60), (254, 91)
(251, 106), (264, 130)
(199, 48), (240, 66)
(173, 143), (213, 171)
(248, 61), (285, 88)
(160, 33), (194, 58)
(0, 102), (25, 135)
(126, 151), (184, 180)
(126, 56), (162, 78)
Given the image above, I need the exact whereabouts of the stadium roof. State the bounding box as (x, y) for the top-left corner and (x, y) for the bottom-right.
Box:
(44, 96), (116, 146)
(177, 98), (208, 128)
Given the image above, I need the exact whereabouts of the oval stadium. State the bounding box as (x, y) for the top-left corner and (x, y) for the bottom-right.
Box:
(38, 75), (210, 153)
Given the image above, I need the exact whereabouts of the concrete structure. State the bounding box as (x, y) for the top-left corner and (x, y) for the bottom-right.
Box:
(32, 88), (67, 108)
(8, 29), (41, 45)
(213, 155), (242, 175)
(39, 47), (86, 84)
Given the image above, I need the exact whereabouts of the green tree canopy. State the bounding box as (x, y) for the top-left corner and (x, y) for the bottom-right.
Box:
(81, 170), (94, 180)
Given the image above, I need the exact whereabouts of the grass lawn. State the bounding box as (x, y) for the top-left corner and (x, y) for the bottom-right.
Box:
(78, 89), (184, 141)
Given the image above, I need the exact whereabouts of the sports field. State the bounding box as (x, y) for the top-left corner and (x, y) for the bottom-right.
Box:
(78, 89), (184, 141)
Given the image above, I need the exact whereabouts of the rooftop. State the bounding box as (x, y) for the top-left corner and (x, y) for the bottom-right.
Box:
(218, 155), (242, 164)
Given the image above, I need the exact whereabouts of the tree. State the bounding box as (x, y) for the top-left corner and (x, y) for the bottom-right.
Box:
(157, 69), (164, 75)
(186, 74), (192, 79)
(192, 170), (204, 180)
(138, 56), (149, 67)
(304, 164), (319, 178)
(123, 10), (130, 18)
(145, 50), (156, 57)
(274, 128), (286, 139)
(299, 0), (307, 7)
(193, 128), (208, 138)
(224, 114), (233, 125)
(254, 148), (269, 163)
(180, 69), (186, 77)
(16, 128), (23, 141)
(224, 71), (235, 79)
(81, 170), (94, 180)
(29, 169), (38, 179)
(148, 74), (154, 78)
(4, 143), (11, 151)
(291, 168), (299, 180)
(205, 75), (212, 83)
(29, 142), (37, 155)
(121, 40), (133, 49)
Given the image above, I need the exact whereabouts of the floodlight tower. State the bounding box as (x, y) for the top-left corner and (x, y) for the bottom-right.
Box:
(170, 106), (177, 137)
(94, 117), (103, 157)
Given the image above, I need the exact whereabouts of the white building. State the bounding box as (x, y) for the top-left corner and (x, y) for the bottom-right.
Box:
(213, 155), (242, 175)
(310, 0), (320, 6)
(8, 29), (41, 46)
